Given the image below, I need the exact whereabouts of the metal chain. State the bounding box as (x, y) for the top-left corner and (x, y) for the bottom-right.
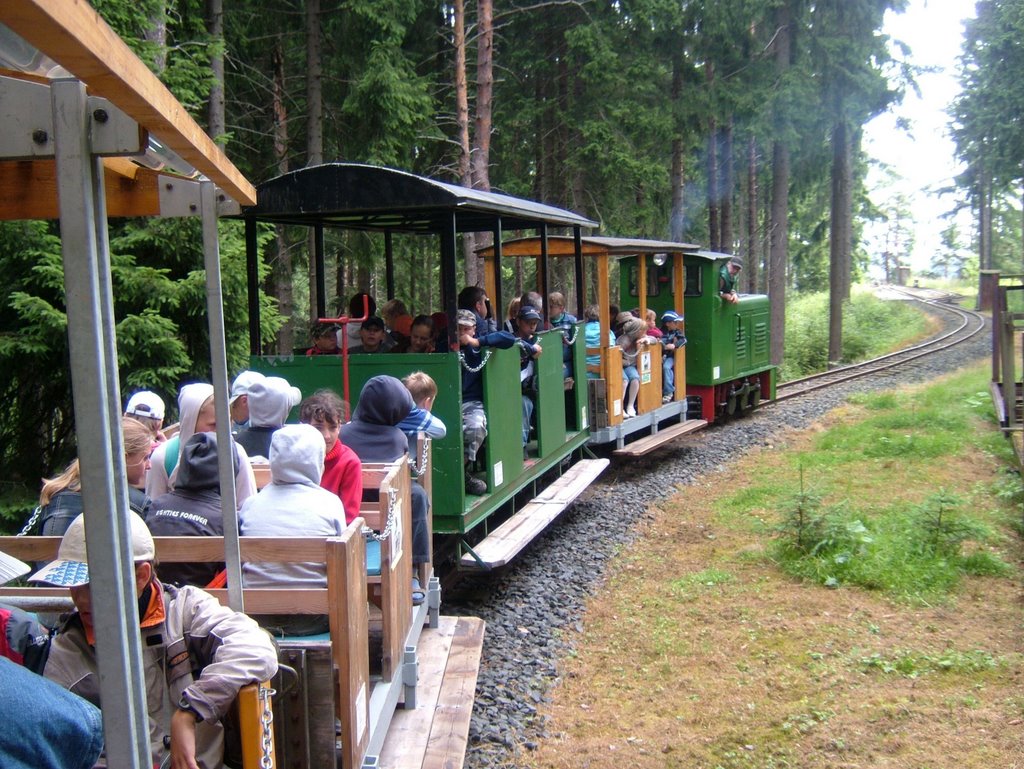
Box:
(458, 348), (492, 373)
(364, 485), (398, 542)
(16, 507), (41, 537)
(559, 324), (579, 346)
(259, 684), (276, 769)
(408, 437), (431, 477)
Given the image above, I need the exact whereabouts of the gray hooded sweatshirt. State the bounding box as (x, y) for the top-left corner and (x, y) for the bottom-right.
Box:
(239, 424), (347, 588)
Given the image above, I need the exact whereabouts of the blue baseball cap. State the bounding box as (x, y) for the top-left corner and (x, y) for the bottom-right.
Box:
(661, 310), (683, 323)
(518, 306), (542, 322)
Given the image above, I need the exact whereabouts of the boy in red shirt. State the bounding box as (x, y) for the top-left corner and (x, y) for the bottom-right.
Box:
(300, 390), (363, 522)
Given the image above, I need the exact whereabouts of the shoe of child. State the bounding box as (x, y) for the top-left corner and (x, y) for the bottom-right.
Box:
(625, 407), (636, 418)
(465, 474), (487, 495)
(662, 394), (672, 404)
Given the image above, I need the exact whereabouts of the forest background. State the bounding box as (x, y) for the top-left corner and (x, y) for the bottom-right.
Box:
(0, 0), (1022, 503)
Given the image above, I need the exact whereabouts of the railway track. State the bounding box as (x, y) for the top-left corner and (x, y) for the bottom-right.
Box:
(774, 286), (986, 403)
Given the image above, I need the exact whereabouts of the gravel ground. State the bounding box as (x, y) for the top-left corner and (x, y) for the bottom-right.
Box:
(445, 305), (992, 769)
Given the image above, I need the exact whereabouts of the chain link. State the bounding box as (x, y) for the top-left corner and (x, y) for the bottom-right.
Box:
(259, 684), (276, 769)
(16, 507), (41, 537)
(458, 349), (491, 373)
(559, 324), (579, 346)
(364, 486), (398, 542)
(408, 437), (431, 478)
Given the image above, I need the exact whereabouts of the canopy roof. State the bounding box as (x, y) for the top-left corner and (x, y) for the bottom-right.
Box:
(243, 163), (598, 233)
(477, 235), (715, 259)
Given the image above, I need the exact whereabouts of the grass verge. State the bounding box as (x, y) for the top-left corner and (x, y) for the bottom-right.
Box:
(524, 362), (1023, 769)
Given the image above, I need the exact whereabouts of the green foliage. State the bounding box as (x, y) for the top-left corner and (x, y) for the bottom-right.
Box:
(857, 648), (999, 678)
(780, 289), (928, 378)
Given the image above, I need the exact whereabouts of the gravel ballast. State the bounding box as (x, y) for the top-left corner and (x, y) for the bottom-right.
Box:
(446, 305), (991, 769)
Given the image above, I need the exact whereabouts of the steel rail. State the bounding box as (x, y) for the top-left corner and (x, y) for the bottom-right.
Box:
(773, 287), (986, 403)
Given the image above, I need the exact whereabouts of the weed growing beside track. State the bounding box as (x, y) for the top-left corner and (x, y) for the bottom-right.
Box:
(525, 363), (1023, 769)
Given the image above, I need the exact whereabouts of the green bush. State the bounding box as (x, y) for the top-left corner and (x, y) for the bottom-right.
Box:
(781, 289), (929, 379)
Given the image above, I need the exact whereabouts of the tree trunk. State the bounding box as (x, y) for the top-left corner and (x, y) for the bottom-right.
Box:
(719, 117), (734, 254)
(306, 0), (324, 321)
(454, 0), (477, 285)
(206, 0), (225, 144)
(466, 0), (494, 287)
(828, 120), (852, 364)
(768, 2), (792, 368)
(669, 55), (685, 242)
(271, 40), (293, 354)
(707, 122), (720, 251)
(745, 136), (758, 293)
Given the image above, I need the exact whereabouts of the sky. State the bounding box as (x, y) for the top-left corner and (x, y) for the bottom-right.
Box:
(862, 0), (977, 274)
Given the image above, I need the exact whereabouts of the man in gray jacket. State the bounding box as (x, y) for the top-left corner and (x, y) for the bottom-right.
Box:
(31, 512), (278, 769)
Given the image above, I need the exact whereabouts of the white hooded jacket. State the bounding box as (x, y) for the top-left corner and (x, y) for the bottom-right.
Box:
(146, 383), (257, 508)
(239, 424), (347, 588)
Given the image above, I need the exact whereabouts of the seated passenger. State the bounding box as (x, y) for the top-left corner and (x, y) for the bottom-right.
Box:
(145, 432), (235, 587)
(660, 310), (687, 403)
(548, 291), (577, 379)
(400, 314), (436, 353)
(339, 376), (432, 604)
(503, 297), (521, 334)
(457, 309), (517, 495)
(240, 424), (347, 636)
(617, 316), (652, 418)
(344, 291), (377, 346)
(519, 291), (546, 330)
(32, 512), (278, 769)
(430, 311), (449, 351)
(398, 371), (446, 441)
(147, 383), (258, 509)
(458, 285), (496, 336)
(235, 376), (302, 460)
(34, 416), (153, 538)
(645, 308), (663, 339)
(350, 315), (394, 354)
(306, 321), (341, 356)
(516, 306), (544, 453)
(229, 370), (265, 430)
(381, 298), (413, 348)
(583, 303), (615, 379)
(1, 549), (103, 769)
(299, 390), (362, 523)
(124, 390), (167, 443)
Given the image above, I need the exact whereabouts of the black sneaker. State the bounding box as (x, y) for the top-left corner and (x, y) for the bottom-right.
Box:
(465, 475), (487, 495)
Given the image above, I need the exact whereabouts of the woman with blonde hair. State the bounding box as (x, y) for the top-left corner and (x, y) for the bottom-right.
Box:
(35, 417), (154, 536)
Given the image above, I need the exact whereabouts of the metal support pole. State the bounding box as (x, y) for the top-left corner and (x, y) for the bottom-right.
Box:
(492, 219), (504, 322)
(539, 223), (550, 314)
(385, 230), (395, 300)
(52, 78), (150, 769)
(245, 217), (261, 355)
(573, 228), (584, 317)
(440, 214), (459, 350)
(315, 223), (326, 318)
(201, 180), (244, 610)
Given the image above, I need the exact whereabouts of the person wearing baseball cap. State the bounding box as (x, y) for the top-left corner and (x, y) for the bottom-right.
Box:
(719, 256), (743, 304)
(660, 310), (687, 403)
(1, 546), (104, 769)
(125, 390), (167, 443)
(457, 306), (518, 495)
(32, 512), (277, 769)
(515, 305), (545, 456)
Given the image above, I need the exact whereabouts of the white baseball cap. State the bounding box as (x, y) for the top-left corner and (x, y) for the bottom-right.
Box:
(0, 549), (29, 586)
(230, 370), (266, 406)
(29, 512), (155, 587)
(125, 390), (166, 422)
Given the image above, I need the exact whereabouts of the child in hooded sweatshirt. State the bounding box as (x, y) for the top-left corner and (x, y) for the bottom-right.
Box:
(239, 424), (347, 635)
(146, 383), (258, 508)
(234, 376), (302, 460)
(299, 390), (363, 523)
(145, 432), (236, 588)
(339, 375), (431, 604)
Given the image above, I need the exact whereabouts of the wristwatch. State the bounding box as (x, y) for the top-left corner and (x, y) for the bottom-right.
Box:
(177, 694), (204, 723)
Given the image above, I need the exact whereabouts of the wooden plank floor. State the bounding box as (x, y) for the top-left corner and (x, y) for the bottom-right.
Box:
(613, 418), (707, 457)
(460, 458), (610, 569)
(378, 616), (485, 769)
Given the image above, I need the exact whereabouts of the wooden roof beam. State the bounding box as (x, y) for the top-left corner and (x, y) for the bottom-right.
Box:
(0, 1), (255, 206)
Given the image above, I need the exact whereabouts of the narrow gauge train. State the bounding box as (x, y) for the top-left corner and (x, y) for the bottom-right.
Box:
(239, 167), (776, 568)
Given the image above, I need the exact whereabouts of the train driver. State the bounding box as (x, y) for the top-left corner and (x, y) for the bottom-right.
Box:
(719, 256), (743, 304)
